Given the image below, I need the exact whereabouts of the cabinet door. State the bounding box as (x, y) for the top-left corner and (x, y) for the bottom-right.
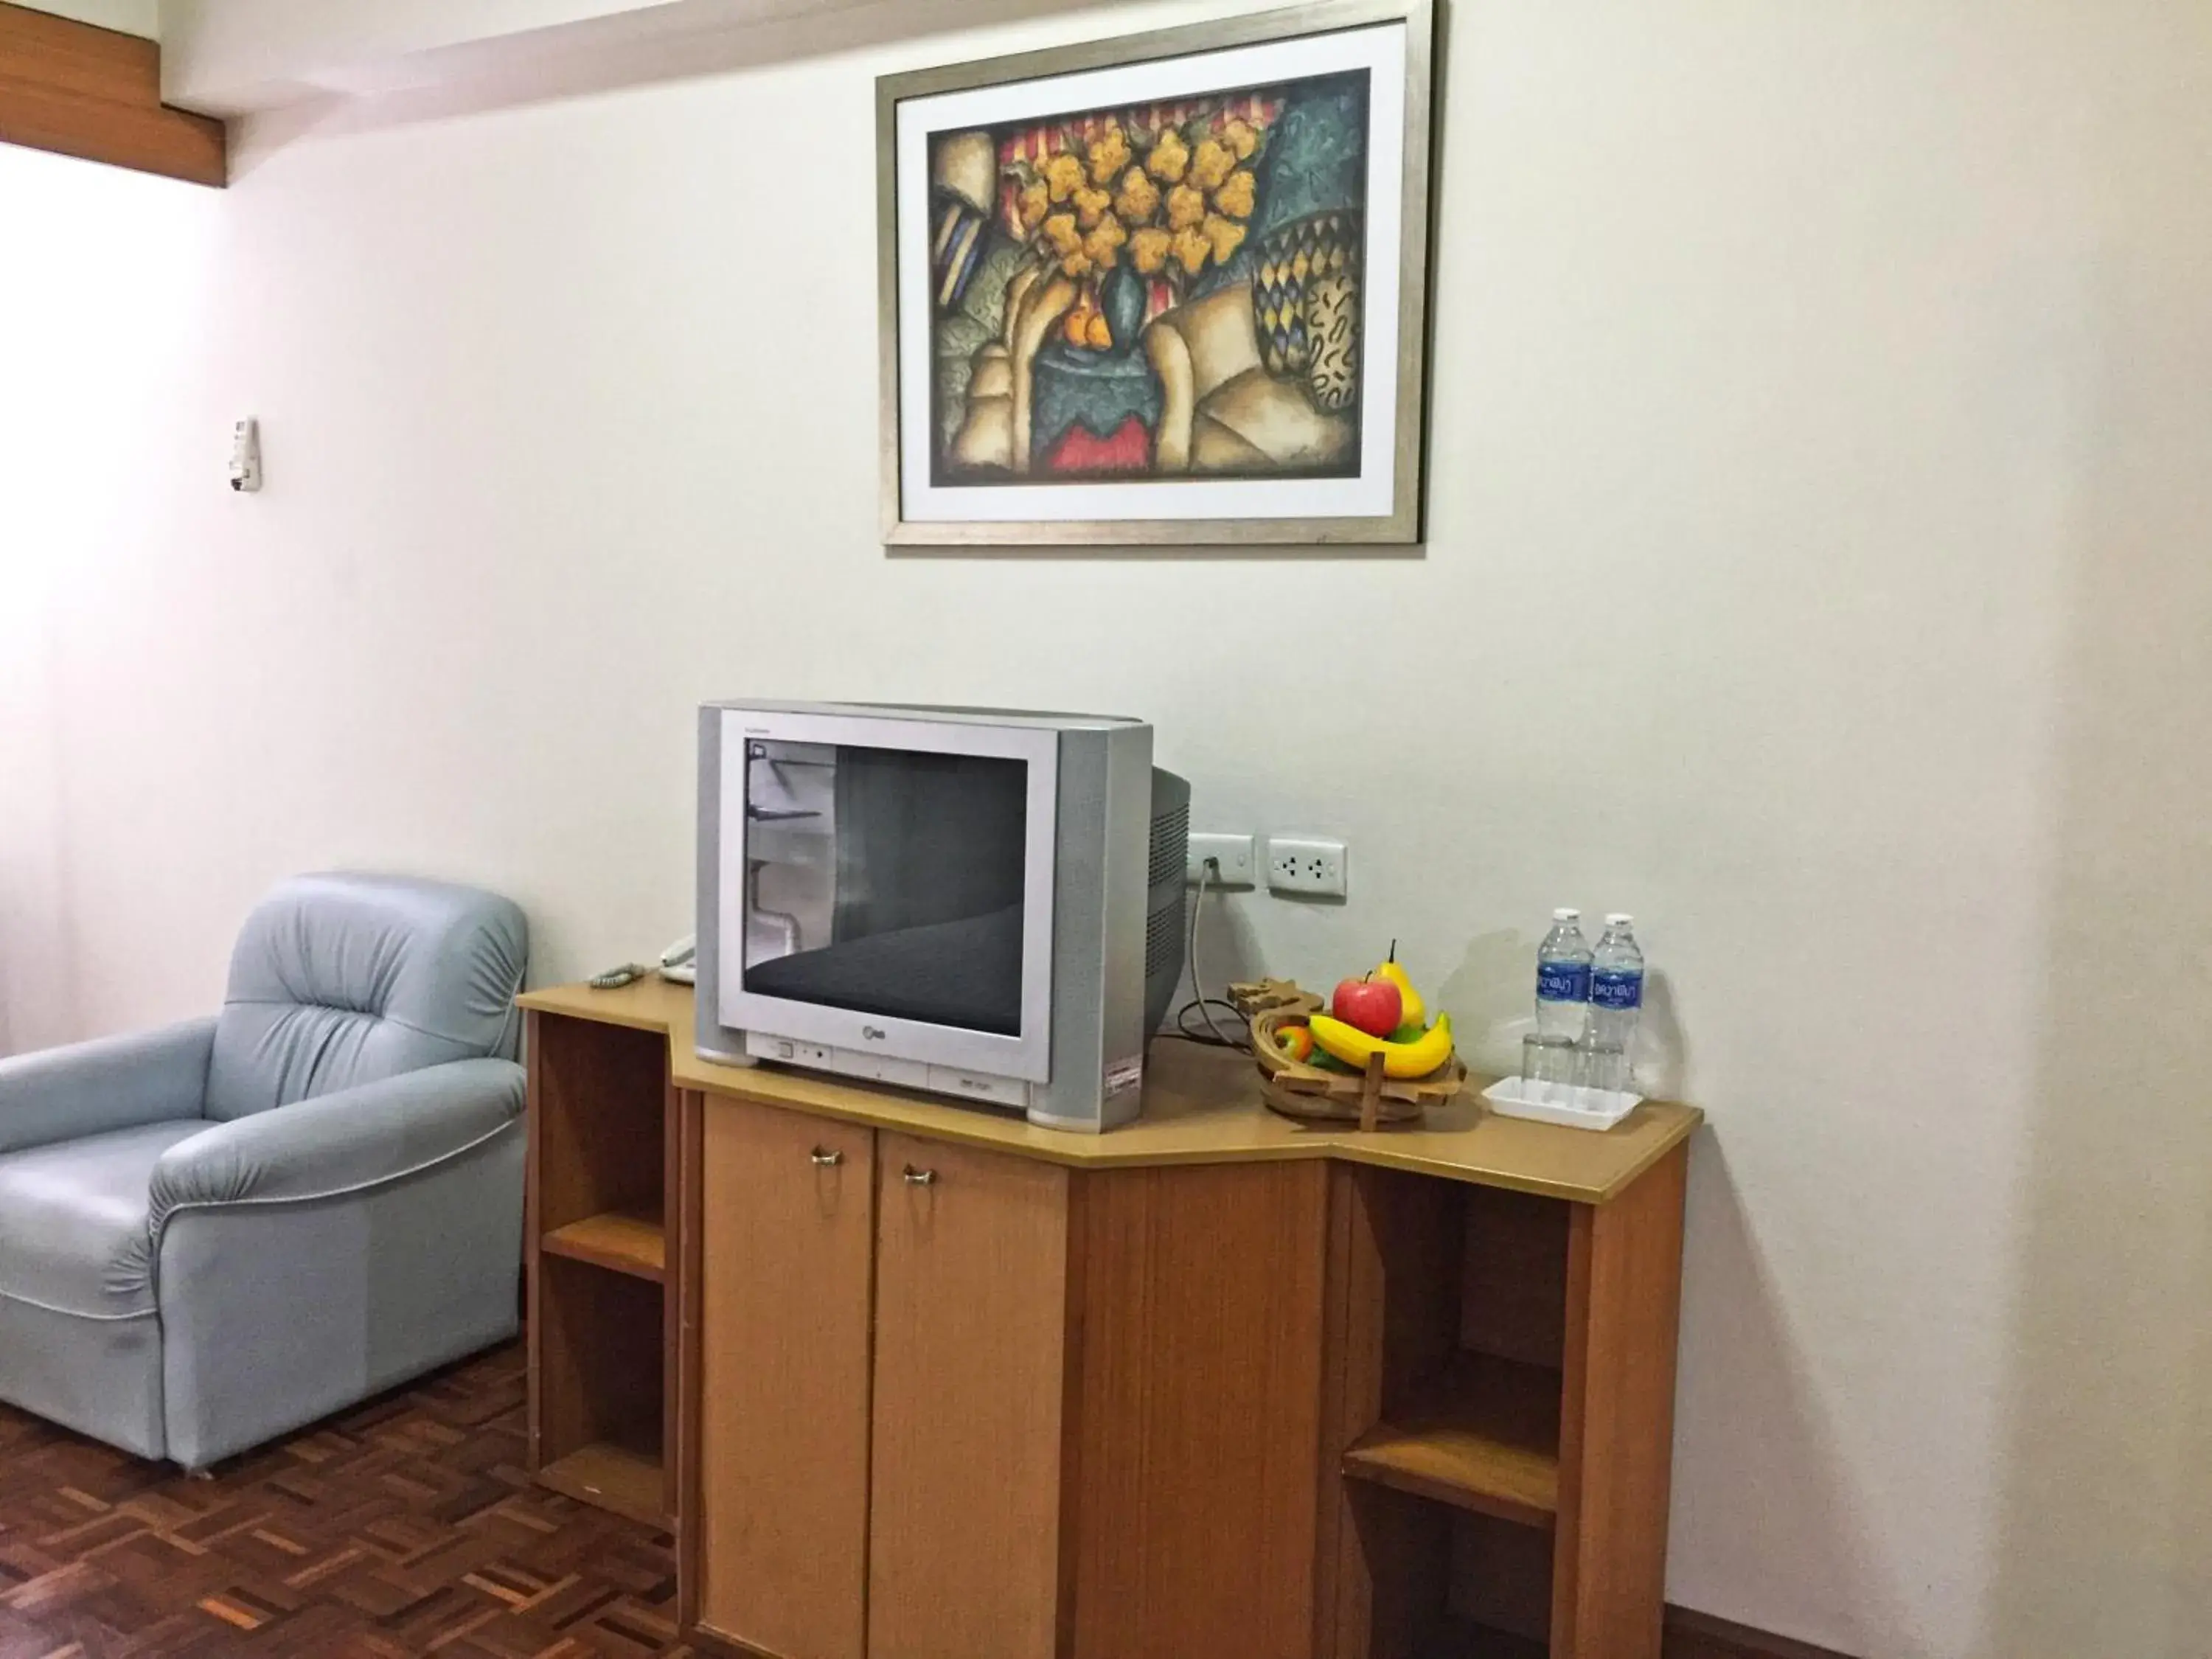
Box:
(868, 1133), (1070, 1659)
(696, 1099), (875, 1659)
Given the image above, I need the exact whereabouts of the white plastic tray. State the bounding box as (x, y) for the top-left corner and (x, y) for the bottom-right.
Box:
(1483, 1076), (1642, 1132)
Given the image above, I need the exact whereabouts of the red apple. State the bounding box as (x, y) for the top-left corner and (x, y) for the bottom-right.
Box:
(1331, 975), (1403, 1037)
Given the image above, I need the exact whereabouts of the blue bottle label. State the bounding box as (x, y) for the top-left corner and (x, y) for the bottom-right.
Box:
(1592, 970), (1644, 1011)
(1537, 964), (1590, 1003)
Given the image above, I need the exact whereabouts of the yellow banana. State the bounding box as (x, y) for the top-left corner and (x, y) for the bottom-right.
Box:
(1373, 961), (1425, 1026)
(1309, 1012), (1455, 1078)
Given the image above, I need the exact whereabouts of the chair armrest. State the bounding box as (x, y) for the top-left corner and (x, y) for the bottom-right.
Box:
(0, 1017), (216, 1156)
(147, 1058), (524, 1228)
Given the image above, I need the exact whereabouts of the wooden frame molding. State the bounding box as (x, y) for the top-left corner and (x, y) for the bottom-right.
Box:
(0, 3), (224, 187)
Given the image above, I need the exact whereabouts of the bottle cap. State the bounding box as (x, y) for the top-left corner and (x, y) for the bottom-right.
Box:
(1606, 912), (1634, 927)
(1552, 907), (1580, 921)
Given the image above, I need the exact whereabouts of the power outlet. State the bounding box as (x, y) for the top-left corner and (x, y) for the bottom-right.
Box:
(1186, 832), (1256, 886)
(1267, 835), (1348, 897)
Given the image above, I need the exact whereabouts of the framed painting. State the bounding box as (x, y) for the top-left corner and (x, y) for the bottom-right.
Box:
(877, 0), (1436, 547)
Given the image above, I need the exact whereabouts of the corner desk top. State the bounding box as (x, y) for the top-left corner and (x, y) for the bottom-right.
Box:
(516, 979), (1702, 1206)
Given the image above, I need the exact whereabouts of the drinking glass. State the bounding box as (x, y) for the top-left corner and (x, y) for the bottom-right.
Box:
(1522, 1034), (1579, 1103)
(1583, 1041), (1630, 1097)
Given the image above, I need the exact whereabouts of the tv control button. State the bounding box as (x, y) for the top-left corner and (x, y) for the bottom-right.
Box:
(748, 1031), (832, 1068)
(928, 1066), (1028, 1108)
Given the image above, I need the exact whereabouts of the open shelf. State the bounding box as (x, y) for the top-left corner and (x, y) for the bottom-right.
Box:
(1342, 1484), (1554, 1659)
(526, 1010), (673, 1528)
(543, 1206), (666, 1281)
(539, 1432), (667, 1528)
(1326, 1168), (1581, 1655)
(1343, 1347), (1562, 1531)
(1437, 1617), (1549, 1659)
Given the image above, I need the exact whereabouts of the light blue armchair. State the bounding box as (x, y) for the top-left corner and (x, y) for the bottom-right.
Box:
(0, 873), (529, 1469)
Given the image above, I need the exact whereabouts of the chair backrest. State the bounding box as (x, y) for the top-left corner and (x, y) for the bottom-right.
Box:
(205, 872), (529, 1121)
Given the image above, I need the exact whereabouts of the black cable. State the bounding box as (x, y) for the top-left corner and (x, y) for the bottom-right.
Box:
(1167, 998), (1249, 1048)
(1166, 857), (1249, 1051)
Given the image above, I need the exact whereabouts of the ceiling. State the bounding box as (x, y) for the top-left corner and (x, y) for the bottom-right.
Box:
(15, 0), (158, 40)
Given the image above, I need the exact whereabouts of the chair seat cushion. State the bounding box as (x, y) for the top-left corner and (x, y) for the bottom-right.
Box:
(0, 1121), (209, 1319)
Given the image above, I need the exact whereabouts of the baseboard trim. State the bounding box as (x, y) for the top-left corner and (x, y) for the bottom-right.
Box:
(1667, 1604), (1863, 1659)
(693, 1601), (1852, 1657)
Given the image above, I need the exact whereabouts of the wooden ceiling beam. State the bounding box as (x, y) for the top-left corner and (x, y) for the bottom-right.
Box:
(0, 3), (226, 187)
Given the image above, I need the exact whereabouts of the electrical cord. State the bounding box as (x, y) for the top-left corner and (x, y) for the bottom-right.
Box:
(1168, 856), (1248, 1050)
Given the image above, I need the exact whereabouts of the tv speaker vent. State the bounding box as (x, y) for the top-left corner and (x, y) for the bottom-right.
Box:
(1145, 893), (1184, 981)
(1150, 804), (1190, 889)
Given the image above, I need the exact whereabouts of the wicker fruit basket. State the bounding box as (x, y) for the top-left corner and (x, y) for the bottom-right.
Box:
(1231, 979), (1468, 1130)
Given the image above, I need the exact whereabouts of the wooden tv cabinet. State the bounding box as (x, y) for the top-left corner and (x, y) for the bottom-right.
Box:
(517, 978), (1700, 1659)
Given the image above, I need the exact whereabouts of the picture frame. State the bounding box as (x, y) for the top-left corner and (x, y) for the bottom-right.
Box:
(876, 0), (1437, 548)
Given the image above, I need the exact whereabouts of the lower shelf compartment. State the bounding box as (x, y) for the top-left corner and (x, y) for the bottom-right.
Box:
(1341, 1352), (1562, 1529)
(538, 1435), (667, 1528)
(1439, 1616), (1548, 1658)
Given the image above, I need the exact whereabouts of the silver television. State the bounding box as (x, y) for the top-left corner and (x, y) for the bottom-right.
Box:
(696, 701), (1189, 1132)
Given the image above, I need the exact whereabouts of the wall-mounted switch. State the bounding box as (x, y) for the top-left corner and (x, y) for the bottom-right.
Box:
(229, 418), (262, 493)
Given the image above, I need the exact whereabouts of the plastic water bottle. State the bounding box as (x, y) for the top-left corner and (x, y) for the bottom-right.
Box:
(1588, 914), (1645, 1088)
(1534, 908), (1593, 1044)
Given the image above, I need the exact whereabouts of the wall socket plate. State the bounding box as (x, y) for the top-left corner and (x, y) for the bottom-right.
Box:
(1186, 832), (1256, 886)
(1267, 835), (1348, 897)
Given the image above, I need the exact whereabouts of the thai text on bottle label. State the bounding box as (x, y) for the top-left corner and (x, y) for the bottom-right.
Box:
(1537, 964), (1590, 1003)
(1591, 972), (1642, 1011)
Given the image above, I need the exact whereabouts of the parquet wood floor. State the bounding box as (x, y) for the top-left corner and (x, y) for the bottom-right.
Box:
(0, 1344), (693, 1659)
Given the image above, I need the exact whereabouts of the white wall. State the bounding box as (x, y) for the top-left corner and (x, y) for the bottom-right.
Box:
(4, 1), (2210, 1653)
(0, 146), (221, 1052)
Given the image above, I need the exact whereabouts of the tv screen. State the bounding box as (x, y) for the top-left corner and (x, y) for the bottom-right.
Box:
(740, 740), (1029, 1036)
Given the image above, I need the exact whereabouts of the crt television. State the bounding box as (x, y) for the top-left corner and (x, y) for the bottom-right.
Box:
(696, 702), (1189, 1132)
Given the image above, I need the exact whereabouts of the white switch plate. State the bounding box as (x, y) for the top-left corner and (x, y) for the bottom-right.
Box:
(1186, 832), (1256, 886)
(1266, 835), (1348, 897)
(228, 417), (262, 493)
